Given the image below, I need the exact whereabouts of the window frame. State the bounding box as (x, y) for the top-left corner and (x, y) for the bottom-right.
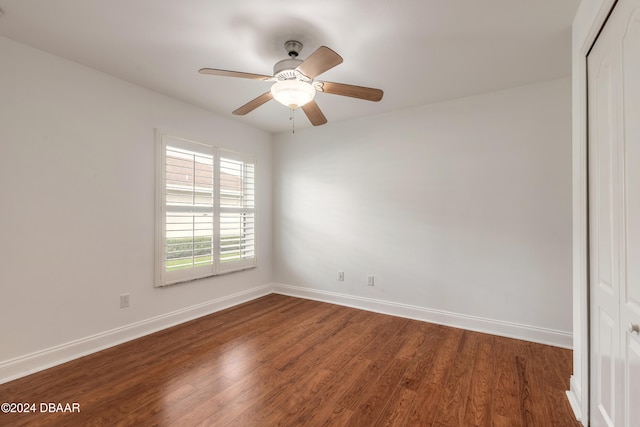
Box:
(154, 130), (257, 287)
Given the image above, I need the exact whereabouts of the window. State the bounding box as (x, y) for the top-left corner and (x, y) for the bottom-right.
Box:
(155, 130), (256, 287)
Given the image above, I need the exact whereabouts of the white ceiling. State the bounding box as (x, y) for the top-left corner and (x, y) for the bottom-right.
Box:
(0, 0), (579, 134)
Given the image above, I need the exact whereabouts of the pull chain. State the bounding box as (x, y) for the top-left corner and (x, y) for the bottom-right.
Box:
(289, 107), (296, 134)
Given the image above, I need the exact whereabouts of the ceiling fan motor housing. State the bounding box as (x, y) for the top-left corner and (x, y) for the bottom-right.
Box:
(273, 58), (306, 80)
(273, 40), (309, 81)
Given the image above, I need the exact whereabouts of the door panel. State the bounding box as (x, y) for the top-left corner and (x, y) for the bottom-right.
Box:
(622, 9), (640, 313)
(589, 28), (621, 426)
(588, 1), (640, 426)
(626, 337), (640, 427)
(594, 58), (615, 294)
(621, 8), (640, 426)
(597, 308), (616, 426)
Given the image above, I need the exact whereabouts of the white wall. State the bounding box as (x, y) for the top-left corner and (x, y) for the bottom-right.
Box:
(273, 77), (573, 346)
(0, 36), (273, 381)
(0, 32), (575, 385)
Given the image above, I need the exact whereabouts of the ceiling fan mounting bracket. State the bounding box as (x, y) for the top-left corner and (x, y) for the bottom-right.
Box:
(284, 40), (303, 58)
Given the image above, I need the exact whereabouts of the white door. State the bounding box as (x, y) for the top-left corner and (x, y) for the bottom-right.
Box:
(588, 0), (640, 426)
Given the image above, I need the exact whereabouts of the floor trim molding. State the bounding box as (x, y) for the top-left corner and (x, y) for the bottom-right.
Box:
(2, 283), (573, 384)
(0, 284), (273, 385)
(566, 375), (584, 423)
(272, 283), (573, 349)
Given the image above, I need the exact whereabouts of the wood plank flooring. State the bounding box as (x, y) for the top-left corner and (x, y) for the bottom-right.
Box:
(0, 294), (580, 426)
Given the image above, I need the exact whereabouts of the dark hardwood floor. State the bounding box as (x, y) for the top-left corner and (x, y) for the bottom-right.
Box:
(0, 294), (579, 426)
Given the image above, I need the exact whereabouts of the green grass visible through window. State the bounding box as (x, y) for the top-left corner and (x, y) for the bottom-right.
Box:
(166, 255), (212, 271)
(165, 236), (248, 271)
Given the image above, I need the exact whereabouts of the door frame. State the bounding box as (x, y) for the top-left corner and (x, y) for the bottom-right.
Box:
(570, 0), (619, 425)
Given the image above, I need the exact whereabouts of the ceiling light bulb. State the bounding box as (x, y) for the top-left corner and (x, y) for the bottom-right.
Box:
(270, 80), (316, 109)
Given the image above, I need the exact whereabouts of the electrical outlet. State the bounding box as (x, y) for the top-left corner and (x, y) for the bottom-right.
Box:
(338, 271), (344, 281)
(367, 276), (375, 286)
(120, 293), (130, 308)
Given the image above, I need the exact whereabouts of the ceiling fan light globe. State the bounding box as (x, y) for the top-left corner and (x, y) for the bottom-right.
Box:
(270, 80), (316, 109)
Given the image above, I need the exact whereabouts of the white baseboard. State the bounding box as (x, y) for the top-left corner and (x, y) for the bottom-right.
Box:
(566, 375), (585, 425)
(0, 284), (273, 385)
(272, 283), (573, 349)
(1, 282), (574, 385)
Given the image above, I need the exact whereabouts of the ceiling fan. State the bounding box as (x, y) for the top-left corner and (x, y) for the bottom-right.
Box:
(199, 40), (383, 126)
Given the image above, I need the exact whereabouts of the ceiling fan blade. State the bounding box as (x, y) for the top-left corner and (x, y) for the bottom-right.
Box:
(317, 81), (383, 102)
(295, 46), (343, 79)
(301, 100), (328, 126)
(232, 92), (273, 115)
(198, 68), (271, 80)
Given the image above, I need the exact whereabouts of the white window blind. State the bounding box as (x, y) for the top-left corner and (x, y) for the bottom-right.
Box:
(219, 150), (256, 273)
(155, 131), (257, 286)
